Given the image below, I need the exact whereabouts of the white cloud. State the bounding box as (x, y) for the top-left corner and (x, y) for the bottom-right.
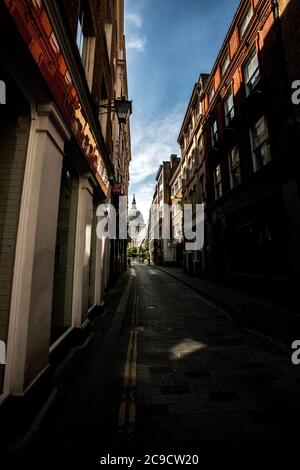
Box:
(126, 12), (143, 28)
(129, 106), (183, 186)
(128, 104), (184, 221)
(127, 35), (146, 51)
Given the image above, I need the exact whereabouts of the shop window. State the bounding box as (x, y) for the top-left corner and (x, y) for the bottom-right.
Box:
(51, 164), (79, 345)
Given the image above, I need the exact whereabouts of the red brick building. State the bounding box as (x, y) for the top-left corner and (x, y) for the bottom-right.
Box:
(178, 0), (300, 306)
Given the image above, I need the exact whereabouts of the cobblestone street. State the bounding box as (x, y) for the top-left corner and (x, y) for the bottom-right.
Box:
(133, 264), (300, 451)
(8, 263), (299, 455)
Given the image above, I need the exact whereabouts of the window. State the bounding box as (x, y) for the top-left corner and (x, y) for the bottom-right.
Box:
(239, 3), (254, 38)
(228, 146), (241, 188)
(173, 204), (181, 217)
(209, 86), (215, 103)
(197, 98), (202, 118)
(243, 50), (260, 96)
(250, 116), (271, 171)
(224, 89), (235, 126)
(198, 135), (204, 161)
(200, 175), (206, 203)
(174, 222), (182, 238)
(211, 119), (218, 147)
(221, 53), (230, 77)
(105, 23), (113, 62)
(214, 165), (222, 199)
(76, 2), (96, 90)
(0, 80), (6, 104)
(173, 180), (179, 195)
(76, 6), (85, 58)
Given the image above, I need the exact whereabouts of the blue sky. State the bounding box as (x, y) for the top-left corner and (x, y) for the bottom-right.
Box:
(125, 0), (240, 219)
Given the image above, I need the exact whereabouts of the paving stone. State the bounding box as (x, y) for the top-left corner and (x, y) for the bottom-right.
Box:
(184, 370), (211, 378)
(133, 265), (300, 449)
(161, 385), (191, 395)
(209, 391), (241, 402)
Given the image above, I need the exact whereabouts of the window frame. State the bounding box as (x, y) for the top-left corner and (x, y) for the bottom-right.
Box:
(228, 146), (241, 189)
(76, 2), (96, 90)
(211, 119), (219, 147)
(243, 49), (260, 96)
(224, 88), (235, 126)
(198, 135), (204, 162)
(214, 164), (223, 200)
(221, 52), (230, 78)
(239, 3), (254, 38)
(250, 115), (271, 172)
(208, 85), (215, 104)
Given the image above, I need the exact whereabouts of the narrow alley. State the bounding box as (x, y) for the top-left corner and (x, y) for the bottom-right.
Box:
(2, 0), (300, 462)
(5, 263), (299, 455)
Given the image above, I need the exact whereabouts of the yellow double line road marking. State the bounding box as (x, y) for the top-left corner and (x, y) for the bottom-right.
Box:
(118, 274), (139, 434)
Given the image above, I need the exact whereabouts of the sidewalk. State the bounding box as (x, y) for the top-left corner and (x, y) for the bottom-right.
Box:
(1, 268), (135, 452)
(154, 265), (300, 348)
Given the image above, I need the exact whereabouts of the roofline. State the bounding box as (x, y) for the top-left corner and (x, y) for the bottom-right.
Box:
(200, 0), (254, 101)
(177, 0), (256, 144)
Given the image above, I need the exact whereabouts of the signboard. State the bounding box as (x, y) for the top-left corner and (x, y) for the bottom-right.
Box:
(112, 184), (124, 195)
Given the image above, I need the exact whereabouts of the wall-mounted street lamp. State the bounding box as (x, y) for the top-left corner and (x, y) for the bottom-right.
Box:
(98, 97), (132, 125)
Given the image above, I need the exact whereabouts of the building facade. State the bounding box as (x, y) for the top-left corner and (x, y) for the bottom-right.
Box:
(149, 0), (300, 307)
(0, 0), (131, 403)
(169, 161), (184, 268)
(149, 155), (179, 266)
(178, 74), (209, 275)
(199, 0), (300, 304)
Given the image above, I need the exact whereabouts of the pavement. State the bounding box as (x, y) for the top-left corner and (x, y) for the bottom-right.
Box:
(3, 263), (300, 457)
(154, 265), (300, 348)
(134, 263), (300, 451)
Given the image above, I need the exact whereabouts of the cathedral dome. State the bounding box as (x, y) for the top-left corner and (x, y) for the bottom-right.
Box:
(128, 195), (145, 240)
(128, 194), (143, 222)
